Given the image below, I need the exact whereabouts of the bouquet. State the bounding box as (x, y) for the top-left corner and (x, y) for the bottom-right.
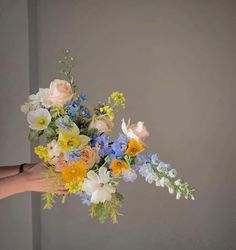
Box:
(21, 50), (195, 223)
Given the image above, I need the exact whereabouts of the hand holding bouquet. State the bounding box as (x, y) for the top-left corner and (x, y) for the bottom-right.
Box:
(21, 50), (195, 223)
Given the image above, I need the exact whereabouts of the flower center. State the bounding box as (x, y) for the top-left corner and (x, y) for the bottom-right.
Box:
(67, 140), (74, 146)
(99, 183), (104, 187)
(38, 118), (46, 125)
(71, 168), (77, 174)
(117, 161), (122, 167)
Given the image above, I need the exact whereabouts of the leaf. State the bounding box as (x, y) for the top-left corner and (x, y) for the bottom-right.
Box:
(28, 130), (40, 142)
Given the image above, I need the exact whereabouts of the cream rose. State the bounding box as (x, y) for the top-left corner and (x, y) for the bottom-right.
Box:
(121, 118), (149, 143)
(45, 79), (74, 107)
(80, 146), (100, 169)
(89, 116), (114, 134)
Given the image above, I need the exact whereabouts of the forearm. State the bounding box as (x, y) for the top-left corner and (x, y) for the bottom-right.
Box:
(0, 164), (34, 179)
(0, 174), (28, 199)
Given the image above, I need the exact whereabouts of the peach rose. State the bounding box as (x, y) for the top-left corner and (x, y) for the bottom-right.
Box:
(52, 156), (69, 172)
(121, 118), (149, 143)
(45, 79), (74, 107)
(80, 146), (100, 169)
(89, 116), (114, 134)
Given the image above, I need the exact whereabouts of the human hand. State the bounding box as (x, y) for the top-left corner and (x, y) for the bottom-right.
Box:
(23, 161), (68, 195)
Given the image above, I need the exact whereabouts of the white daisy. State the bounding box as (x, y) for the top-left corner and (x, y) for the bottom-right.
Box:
(47, 140), (61, 158)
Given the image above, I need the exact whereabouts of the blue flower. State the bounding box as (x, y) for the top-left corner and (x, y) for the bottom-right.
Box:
(151, 153), (159, 165)
(80, 106), (91, 118)
(77, 192), (91, 206)
(111, 134), (128, 158)
(91, 134), (110, 157)
(55, 115), (74, 129)
(64, 148), (81, 162)
(79, 92), (88, 102)
(156, 162), (171, 174)
(67, 100), (81, 119)
(123, 168), (137, 182)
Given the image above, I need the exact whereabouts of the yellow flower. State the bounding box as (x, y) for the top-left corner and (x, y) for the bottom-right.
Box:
(108, 92), (126, 108)
(61, 161), (87, 182)
(65, 181), (83, 194)
(50, 104), (66, 118)
(34, 145), (51, 162)
(125, 138), (144, 157)
(109, 159), (129, 175)
(58, 123), (90, 152)
(99, 105), (114, 121)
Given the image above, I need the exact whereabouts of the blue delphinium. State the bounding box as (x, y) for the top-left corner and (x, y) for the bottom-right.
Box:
(77, 191), (91, 206)
(55, 115), (74, 129)
(110, 134), (129, 158)
(123, 168), (137, 182)
(64, 148), (81, 162)
(91, 134), (110, 157)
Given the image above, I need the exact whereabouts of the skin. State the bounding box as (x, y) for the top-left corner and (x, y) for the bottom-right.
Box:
(0, 162), (68, 199)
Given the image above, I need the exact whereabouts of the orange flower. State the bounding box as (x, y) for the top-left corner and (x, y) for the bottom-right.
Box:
(125, 138), (144, 157)
(109, 159), (129, 175)
(61, 161), (87, 182)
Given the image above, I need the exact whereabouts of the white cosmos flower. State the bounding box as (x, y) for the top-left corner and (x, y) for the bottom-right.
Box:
(83, 167), (115, 204)
(47, 140), (61, 158)
(27, 108), (51, 130)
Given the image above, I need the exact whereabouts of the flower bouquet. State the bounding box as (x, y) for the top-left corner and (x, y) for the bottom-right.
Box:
(21, 50), (195, 223)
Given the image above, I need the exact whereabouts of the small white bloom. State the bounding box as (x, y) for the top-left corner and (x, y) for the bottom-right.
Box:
(176, 191), (182, 200)
(27, 108), (51, 130)
(37, 88), (50, 107)
(169, 169), (177, 178)
(83, 167), (115, 204)
(174, 179), (181, 186)
(159, 177), (169, 187)
(168, 187), (175, 194)
(47, 140), (61, 158)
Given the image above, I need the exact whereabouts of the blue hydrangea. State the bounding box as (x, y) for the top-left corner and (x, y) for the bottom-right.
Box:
(123, 168), (137, 182)
(55, 115), (74, 129)
(77, 192), (91, 206)
(64, 148), (81, 162)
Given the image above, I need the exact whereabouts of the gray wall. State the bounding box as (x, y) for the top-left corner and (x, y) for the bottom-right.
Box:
(1, 1), (236, 250)
(0, 1), (33, 250)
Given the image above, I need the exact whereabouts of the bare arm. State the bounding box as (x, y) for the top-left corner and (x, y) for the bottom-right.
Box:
(0, 164), (33, 179)
(0, 162), (67, 199)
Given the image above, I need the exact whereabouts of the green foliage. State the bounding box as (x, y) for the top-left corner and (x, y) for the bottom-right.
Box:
(28, 129), (43, 142)
(44, 126), (57, 142)
(89, 192), (124, 224)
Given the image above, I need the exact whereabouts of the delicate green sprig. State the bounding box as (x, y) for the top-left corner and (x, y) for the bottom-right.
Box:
(89, 192), (124, 224)
(59, 49), (78, 92)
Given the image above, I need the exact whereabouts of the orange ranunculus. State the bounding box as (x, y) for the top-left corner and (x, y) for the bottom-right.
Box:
(109, 159), (129, 175)
(61, 161), (87, 182)
(125, 138), (144, 157)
